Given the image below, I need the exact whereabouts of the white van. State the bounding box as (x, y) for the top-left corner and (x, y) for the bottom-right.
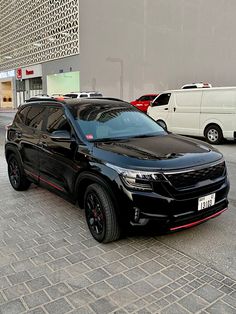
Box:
(147, 87), (236, 144)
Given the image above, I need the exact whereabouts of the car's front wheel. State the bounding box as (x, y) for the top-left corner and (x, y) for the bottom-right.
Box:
(7, 154), (31, 191)
(84, 183), (120, 243)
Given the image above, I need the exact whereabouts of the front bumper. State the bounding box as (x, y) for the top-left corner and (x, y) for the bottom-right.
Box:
(169, 207), (227, 231)
(117, 176), (229, 231)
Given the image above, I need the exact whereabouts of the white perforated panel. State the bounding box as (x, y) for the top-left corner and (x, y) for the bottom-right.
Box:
(0, 0), (79, 71)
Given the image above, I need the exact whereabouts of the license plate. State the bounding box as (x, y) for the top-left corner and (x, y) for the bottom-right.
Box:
(198, 193), (215, 211)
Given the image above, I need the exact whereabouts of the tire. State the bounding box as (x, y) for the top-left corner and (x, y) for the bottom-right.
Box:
(205, 125), (223, 145)
(84, 183), (120, 243)
(157, 120), (167, 130)
(7, 154), (31, 191)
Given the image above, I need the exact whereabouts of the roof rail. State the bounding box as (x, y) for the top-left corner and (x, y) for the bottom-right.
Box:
(25, 97), (63, 103)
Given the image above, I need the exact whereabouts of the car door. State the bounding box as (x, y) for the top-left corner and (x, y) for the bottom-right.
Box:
(170, 91), (201, 136)
(148, 93), (171, 124)
(38, 105), (78, 195)
(19, 104), (47, 181)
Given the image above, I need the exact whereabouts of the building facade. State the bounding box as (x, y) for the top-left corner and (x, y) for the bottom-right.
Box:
(0, 0), (79, 108)
(1, 0), (236, 107)
(79, 0), (236, 101)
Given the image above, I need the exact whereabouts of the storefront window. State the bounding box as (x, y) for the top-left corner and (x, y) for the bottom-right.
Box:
(16, 80), (25, 92)
(29, 77), (42, 90)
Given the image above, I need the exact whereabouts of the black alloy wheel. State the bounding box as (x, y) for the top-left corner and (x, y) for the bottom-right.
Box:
(86, 191), (105, 237)
(7, 155), (31, 191)
(9, 157), (20, 188)
(84, 183), (120, 243)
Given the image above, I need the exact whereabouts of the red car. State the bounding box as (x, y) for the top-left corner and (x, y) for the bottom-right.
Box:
(130, 94), (158, 112)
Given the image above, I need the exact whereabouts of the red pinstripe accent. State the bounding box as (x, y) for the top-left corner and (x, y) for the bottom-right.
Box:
(39, 176), (64, 191)
(25, 170), (38, 180)
(170, 208), (228, 231)
(25, 170), (64, 192)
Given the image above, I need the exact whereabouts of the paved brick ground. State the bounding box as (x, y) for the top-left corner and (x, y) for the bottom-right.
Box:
(0, 146), (236, 313)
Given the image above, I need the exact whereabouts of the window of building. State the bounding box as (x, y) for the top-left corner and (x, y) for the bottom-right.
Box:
(16, 80), (25, 92)
(29, 77), (42, 90)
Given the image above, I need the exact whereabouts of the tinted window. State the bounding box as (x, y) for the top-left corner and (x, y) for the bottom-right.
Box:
(64, 94), (78, 98)
(80, 94), (88, 98)
(138, 96), (149, 101)
(182, 86), (197, 89)
(152, 93), (171, 107)
(25, 106), (45, 130)
(46, 108), (71, 133)
(90, 93), (102, 97)
(14, 106), (30, 124)
(149, 95), (157, 101)
(69, 103), (165, 141)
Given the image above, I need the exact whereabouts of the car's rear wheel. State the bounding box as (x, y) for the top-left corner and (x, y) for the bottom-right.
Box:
(7, 154), (31, 191)
(205, 125), (223, 145)
(84, 183), (120, 243)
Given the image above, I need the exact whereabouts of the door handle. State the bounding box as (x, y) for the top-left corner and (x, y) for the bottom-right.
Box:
(164, 108), (168, 111)
(174, 107), (176, 112)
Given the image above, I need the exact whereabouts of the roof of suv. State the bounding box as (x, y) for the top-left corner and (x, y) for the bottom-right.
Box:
(22, 97), (128, 108)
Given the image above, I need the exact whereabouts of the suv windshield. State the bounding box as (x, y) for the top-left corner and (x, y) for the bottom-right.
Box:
(69, 103), (166, 141)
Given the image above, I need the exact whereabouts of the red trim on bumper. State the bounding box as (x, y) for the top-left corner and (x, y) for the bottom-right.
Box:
(170, 208), (228, 231)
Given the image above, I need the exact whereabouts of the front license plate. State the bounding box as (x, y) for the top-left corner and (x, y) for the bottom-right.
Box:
(198, 193), (215, 211)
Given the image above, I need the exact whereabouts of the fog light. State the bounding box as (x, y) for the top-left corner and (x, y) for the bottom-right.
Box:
(133, 207), (140, 222)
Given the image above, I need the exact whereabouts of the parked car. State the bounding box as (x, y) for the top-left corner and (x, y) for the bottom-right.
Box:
(181, 82), (212, 89)
(130, 94), (158, 112)
(147, 87), (236, 144)
(64, 91), (103, 98)
(5, 98), (229, 243)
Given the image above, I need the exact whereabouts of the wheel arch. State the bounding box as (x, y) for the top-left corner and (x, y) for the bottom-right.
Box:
(202, 119), (224, 137)
(203, 122), (223, 137)
(5, 144), (22, 163)
(156, 119), (167, 130)
(75, 171), (120, 210)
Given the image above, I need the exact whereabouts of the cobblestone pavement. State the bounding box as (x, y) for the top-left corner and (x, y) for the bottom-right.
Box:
(0, 146), (236, 312)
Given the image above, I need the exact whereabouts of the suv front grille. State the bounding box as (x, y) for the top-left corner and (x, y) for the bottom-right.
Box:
(164, 161), (226, 190)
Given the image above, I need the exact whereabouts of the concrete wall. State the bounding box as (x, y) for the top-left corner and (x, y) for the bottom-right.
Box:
(79, 0), (236, 101)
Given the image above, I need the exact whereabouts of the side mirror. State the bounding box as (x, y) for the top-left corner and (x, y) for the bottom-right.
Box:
(50, 130), (72, 142)
(150, 100), (154, 107)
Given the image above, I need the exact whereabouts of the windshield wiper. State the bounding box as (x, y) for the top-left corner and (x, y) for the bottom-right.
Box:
(130, 133), (160, 139)
(92, 137), (129, 143)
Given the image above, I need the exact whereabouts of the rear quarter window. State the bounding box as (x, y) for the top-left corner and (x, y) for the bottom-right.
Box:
(14, 106), (30, 124)
(25, 106), (46, 130)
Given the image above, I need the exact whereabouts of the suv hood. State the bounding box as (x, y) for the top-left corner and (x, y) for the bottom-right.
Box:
(92, 134), (222, 171)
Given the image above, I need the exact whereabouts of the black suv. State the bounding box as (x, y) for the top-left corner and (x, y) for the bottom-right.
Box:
(5, 98), (229, 242)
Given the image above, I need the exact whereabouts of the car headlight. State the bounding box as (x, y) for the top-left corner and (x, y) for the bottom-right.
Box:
(106, 163), (164, 191)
